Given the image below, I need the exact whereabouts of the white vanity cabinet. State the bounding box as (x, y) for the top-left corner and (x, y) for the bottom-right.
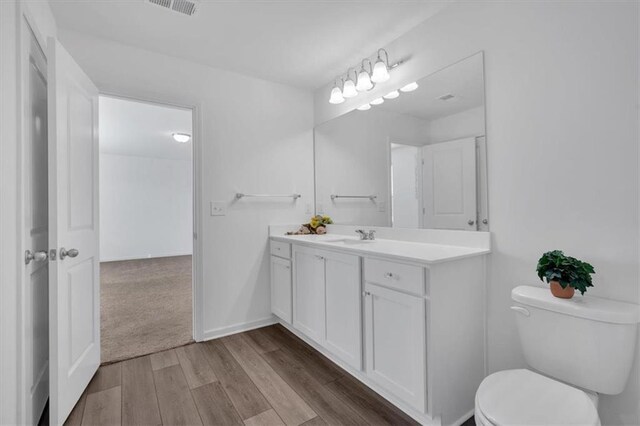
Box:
(364, 277), (426, 412)
(292, 245), (362, 370)
(270, 240), (292, 323)
(292, 246), (326, 343)
(270, 233), (488, 426)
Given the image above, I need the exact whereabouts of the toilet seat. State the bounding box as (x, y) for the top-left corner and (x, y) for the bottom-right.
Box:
(475, 369), (600, 426)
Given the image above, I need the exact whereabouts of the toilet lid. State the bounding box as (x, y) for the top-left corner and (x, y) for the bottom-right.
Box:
(476, 369), (600, 426)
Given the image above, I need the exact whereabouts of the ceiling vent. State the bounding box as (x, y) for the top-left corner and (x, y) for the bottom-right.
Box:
(147, 0), (199, 16)
(437, 93), (455, 101)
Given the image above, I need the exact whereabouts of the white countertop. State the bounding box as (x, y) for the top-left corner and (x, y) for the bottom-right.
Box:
(270, 233), (490, 264)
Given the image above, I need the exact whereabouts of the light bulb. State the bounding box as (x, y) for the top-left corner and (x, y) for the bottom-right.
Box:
(356, 70), (373, 92)
(172, 133), (191, 143)
(342, 78), (358, 98)
(357, 103), (371, 111)
(383, 90), (399, 99)
(370, 97), (384, 106)
(400, 82), (419, 92)
(329, 86), (345, 104)
(371, 59), (390, 83)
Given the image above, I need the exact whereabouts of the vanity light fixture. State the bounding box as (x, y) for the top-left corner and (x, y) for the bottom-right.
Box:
(356, 59), (374, 92)
(370, 97), (384, 106)
(371, 48), (391, 83)
(172, 133), (191, 143)
(357, 103), (371, 111)
(400, 81), (419, 92)
(329, 78), (345, 104)
(342, 68), (358, 98)
(383, 90), (400, 99)
(329, 48), (399, 105)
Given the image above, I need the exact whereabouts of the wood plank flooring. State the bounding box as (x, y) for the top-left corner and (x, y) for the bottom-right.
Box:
(64, 324), (423, 426)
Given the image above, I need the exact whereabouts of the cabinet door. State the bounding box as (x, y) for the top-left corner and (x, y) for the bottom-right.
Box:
(271, 256), (292, 323)
(324, 251), (362, 370)
(364, 283), (426, 412)
(293, 247), (326, 344)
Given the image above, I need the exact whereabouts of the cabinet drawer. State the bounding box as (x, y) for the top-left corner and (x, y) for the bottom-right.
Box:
(364, 257), (424, 295)
(270, 240), (291, 259)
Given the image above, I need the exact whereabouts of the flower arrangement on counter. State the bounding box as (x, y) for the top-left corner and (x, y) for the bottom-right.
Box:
(286, 215), (333, 235)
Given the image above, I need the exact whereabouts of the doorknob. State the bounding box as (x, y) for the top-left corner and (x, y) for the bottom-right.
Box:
(468, 220), (475, 226)
(25, 250), (48, 265)
(59, 247), (79, 260)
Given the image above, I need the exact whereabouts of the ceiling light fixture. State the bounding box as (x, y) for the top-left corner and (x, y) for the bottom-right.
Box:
(400, 82), (419, 92)
(172, 133), (191, 143)
(383, 90), (400, 100)
(329, 78), (345, 104)
(357, 103), (371, 111)
(371, 48), (391, 83)
(356, 59), (374, 92)
(342, 68), (358, 98)
(370, 97), (385, 106)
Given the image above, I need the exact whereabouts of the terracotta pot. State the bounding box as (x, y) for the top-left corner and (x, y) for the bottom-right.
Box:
(550, 281), (575, 299)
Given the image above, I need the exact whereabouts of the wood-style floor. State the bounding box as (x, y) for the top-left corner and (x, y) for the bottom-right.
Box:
(64, 324), (422, 426)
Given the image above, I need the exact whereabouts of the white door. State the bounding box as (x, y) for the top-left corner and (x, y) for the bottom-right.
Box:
(22, 27), (50, 426)
(364, 283), (426, 412)
(422, 138), (477, 230)
(270, 256), (292, 323)
(292, 246), (325, 344)
(47, 38), (100, 426)
(324, 251), (362, 370)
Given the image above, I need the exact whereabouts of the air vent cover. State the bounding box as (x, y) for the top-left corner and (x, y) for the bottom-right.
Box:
(147, 0), (199, 16)
(437, 93), (455, 101)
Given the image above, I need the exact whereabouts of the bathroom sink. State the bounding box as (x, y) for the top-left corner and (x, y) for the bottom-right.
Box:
(328, 239), (376, 246)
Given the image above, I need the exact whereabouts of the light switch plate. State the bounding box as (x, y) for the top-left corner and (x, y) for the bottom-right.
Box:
(210, 201), (226, 216)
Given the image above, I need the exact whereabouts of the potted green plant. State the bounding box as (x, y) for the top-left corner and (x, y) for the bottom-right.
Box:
(536, 250), (595, 299)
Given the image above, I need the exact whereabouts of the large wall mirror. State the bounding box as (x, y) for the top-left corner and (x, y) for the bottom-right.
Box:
(314, 52), (488, 231)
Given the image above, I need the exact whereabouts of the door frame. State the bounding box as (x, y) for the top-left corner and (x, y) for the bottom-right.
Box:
(98, 92), (205, 342)
(387, 138), (424, 229)
(16, 6), (51, 425)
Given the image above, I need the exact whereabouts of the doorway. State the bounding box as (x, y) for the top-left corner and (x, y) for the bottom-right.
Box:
(98, 95), (194, 363)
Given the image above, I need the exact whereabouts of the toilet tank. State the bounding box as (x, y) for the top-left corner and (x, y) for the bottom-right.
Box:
(511, 286), (640, 395)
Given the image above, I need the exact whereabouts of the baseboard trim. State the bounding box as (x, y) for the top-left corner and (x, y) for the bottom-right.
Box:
(199, 316), (277, 342)
(100, 253), (193, 263)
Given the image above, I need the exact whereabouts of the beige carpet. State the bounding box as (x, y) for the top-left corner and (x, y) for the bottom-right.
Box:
(100, 255), (193, 364)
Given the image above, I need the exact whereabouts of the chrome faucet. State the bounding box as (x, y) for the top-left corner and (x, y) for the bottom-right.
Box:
(355, 229), (376, 240)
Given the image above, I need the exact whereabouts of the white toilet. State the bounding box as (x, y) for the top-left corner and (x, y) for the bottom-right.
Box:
(475, 286), (640, 426)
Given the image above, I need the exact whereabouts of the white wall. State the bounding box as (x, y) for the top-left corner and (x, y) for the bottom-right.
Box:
(315, 2), (639, 424)
(427, 106), (485, 144)
(100, 153), (193, 261)
(58, 29), (315, 339)
(314, 108), (429, 226)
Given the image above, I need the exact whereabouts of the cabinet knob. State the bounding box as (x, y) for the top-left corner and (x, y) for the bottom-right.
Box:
(384, 272), (394, 279)
(362, 291), (371, 297)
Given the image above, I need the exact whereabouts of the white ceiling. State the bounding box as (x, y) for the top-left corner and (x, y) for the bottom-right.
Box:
(376, 52), (484, 121)
(49, 0), (449, 89)
(99, 96), (193, 160)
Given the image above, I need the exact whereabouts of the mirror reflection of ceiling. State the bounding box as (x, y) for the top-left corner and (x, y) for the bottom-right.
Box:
(376, 54), (484, 121)
(99, 96), (192, 161)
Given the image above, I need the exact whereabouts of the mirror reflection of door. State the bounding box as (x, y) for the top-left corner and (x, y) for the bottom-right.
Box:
(422, 137), (477, 230)
(390, 143), (421, 228)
